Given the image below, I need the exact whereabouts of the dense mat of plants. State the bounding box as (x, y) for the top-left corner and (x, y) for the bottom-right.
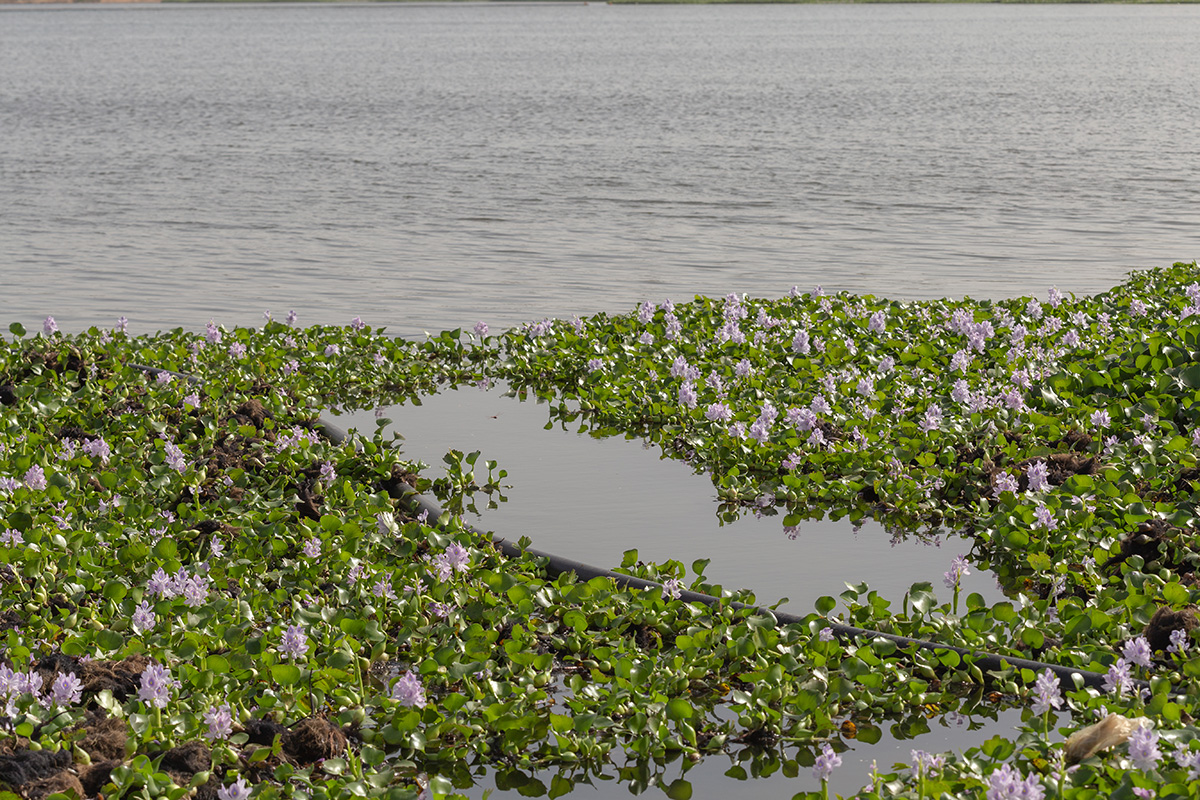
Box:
(4, 261), (1200, 799)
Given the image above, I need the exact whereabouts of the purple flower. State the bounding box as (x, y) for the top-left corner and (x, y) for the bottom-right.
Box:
(43, 316), (58, 336)
(587, 358), (604, 373)
(1, 528), (23, 547)
(1026, 461), (1050, 492)
(217, 778), (254, 800)
(138, 662), (176, 709)
(182, 393), (201, 410)
(1175, 749), (1200, 780)
(116, 316), (129, 333)
(677, 382), (698, 409)
(1103, 658), (1133, 697)
(50, 672), (82, 707)
(23, 465), (47, 491)
(920, 404), (943, 433)
(868, 311), (886, 334)
(282, 359), (299, 376)
(372, 577), (396, 601)
(735, 359), (753, 378)
(1127, 724), (1161, 771)
(638, 332), (654, 345)
(986, 763), (1044, 800)
(1090, 409), (1110, 429)
(164, 441), (187, 473)
(943, 555), (971, 590)
(286, 310), (298, 325)
(704, 402), (731, 423)
(324, 343), (341, 357)
(319, 462), (336, 483)
(661, 577), (682, 601)
(1034, 504), (1057, 531)
(280, 624), (308, 661)
(878, 355), (895, 373)
(1123, 636), (1153, 669)
(433, 542), (471, 581)
(229, 342), (247, 358)
(812, 742), (842, 781)
(391, 670), (427, 708)
(951, 350), (972, 374)
(351, 316), (365, 331)
(1169, 628), (1189, 656)
(302, 537), (320, 559)
(204, 704), (234, 740)
(83, 437), (111, 465)
(132, 601), (156, 634)
(205, 320), (222, 345)
(911, 750), (944, 776)
(1031, 668), (1062, 716)
(791, 330), (810, 355)
(472, 321), (488, 338)
(818, 627), (835, 642)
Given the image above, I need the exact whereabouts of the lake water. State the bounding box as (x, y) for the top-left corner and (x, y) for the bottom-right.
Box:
(2, 2), (1198, 338)
(4, 3), (1197, 796)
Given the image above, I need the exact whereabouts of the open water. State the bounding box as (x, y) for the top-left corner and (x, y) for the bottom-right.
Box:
(3, 3), (1199, 797)
(1, 2), (1198, 336)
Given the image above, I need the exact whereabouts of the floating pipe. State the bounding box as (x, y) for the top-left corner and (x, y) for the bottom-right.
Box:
(315, 418), (1136, 693)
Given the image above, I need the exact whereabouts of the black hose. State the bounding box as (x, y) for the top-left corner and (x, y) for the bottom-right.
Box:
(315, 418), (1136, 693)
(130, 364), (1117, 688)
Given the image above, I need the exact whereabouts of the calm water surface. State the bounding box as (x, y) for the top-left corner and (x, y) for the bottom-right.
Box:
(3, 4), (1195, 795)
(2, 3), (1198, 336)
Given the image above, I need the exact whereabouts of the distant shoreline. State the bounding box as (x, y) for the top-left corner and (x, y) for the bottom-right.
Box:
(5, 0), (1199, 5)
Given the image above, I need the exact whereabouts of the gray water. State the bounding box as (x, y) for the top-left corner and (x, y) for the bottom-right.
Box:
(2, 2), (1198, 337)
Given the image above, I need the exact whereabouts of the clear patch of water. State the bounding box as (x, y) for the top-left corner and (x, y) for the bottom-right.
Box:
(331, 386), (1001, 613)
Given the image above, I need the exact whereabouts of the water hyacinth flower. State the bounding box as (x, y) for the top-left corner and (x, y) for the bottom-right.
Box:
(1175, 749), (1200, 781)
(1033, 504), (1057, 531)
(1031, 668), (1062, 716)
(586, 358), (603, 373)
(138, 662), (176, 709)
(812, 742), (842, 782)
(1127, 724), (1161, 772)
(818, 627), (835, 642)
(23, 465), (47, 491)
(705, 402), (731, 423)
(302, 537), (321, 559)
(1090, 409), (1110, 429)
(164, 441), (187, 473)
(217, 777), (253, 800)
(43, 316), (58, 336)
(324, 343), (341, 356)
(473, 321), (488, 337)
(319, 461), (336, 483)
(1169, 628), (1189, 656)
(1026, 461), (1050, 492)
(280, 624), (309, 661)
(1123, 636), (1153, 669)
(677, 382), (698, 409)
(50, 672), (83, 707)
(661, 577), (682, 601)
(0, 528), (23, 546)
(1103, 658), (1133, 697)
(132, 601), (156, 634)
(391, 671), (427, 708)
(943, 555), (971, 591)
(986, 763), (1043, 800)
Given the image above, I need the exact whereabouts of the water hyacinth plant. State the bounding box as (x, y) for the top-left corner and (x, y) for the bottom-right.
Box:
(5, 263), (1200, 798)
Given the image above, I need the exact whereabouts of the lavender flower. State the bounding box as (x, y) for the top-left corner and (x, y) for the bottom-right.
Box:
(302, 537), (321, 559)
(1026, 461), (1050, 492)
(818, 627), (835, 642)
(83, 437), (111, 465)
(1103, 658), (1133, 697)
(1175, 748), (1200, 780)
(812, 742), (842, 781)
(473, 321), (488, 337)
(229, 342), (247, 358)
(1090, 409), (1110, 429)
(132, 601), (156, 634)
(1031, 669), (1062, 716)
(50, 672), (82, 707)
(324, 343), (341, 357)
(677, 382), (698, 409)
(1123, 636), (1153, 669)
(138, 662), (176, 709)
(986, 763), (1044, 800)
(586, 358), (603, 373)
(1169, 628), (1189, 656)
(319, 461), (336, 483)
(391, 670), (427, 708)
(205, 320), (222, 345)
(0, 528), (23, 546)
(23, 465), (47, 491)
(1127, 724), (1161, 771)
(1034, 504), (1057, 531)
(116, 316), (129, 333)
(164, 441), (187, 473)
(661, 577), (682, 600)
(43, 316), (58, 335)
(943, 555), (971, 591)
(216, 778), (254, 800)
(203, 704), (234, 740)
(705, 402), (732, 423)
(280, 624), (308, 661)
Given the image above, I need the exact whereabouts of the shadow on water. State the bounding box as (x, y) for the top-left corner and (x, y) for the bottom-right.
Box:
(332, 386), (1020, 797)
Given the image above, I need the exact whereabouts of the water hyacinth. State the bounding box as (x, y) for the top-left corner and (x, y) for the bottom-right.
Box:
(8, 264), (1200, 798)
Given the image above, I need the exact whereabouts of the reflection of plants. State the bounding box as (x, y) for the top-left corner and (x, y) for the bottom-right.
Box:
(6, 264), (1200, 797)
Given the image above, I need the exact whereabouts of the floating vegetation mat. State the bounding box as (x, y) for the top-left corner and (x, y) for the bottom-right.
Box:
(5, 262), (1200, 799)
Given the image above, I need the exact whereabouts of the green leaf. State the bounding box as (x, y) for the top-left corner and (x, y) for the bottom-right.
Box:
(271, 664), (302, 686)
